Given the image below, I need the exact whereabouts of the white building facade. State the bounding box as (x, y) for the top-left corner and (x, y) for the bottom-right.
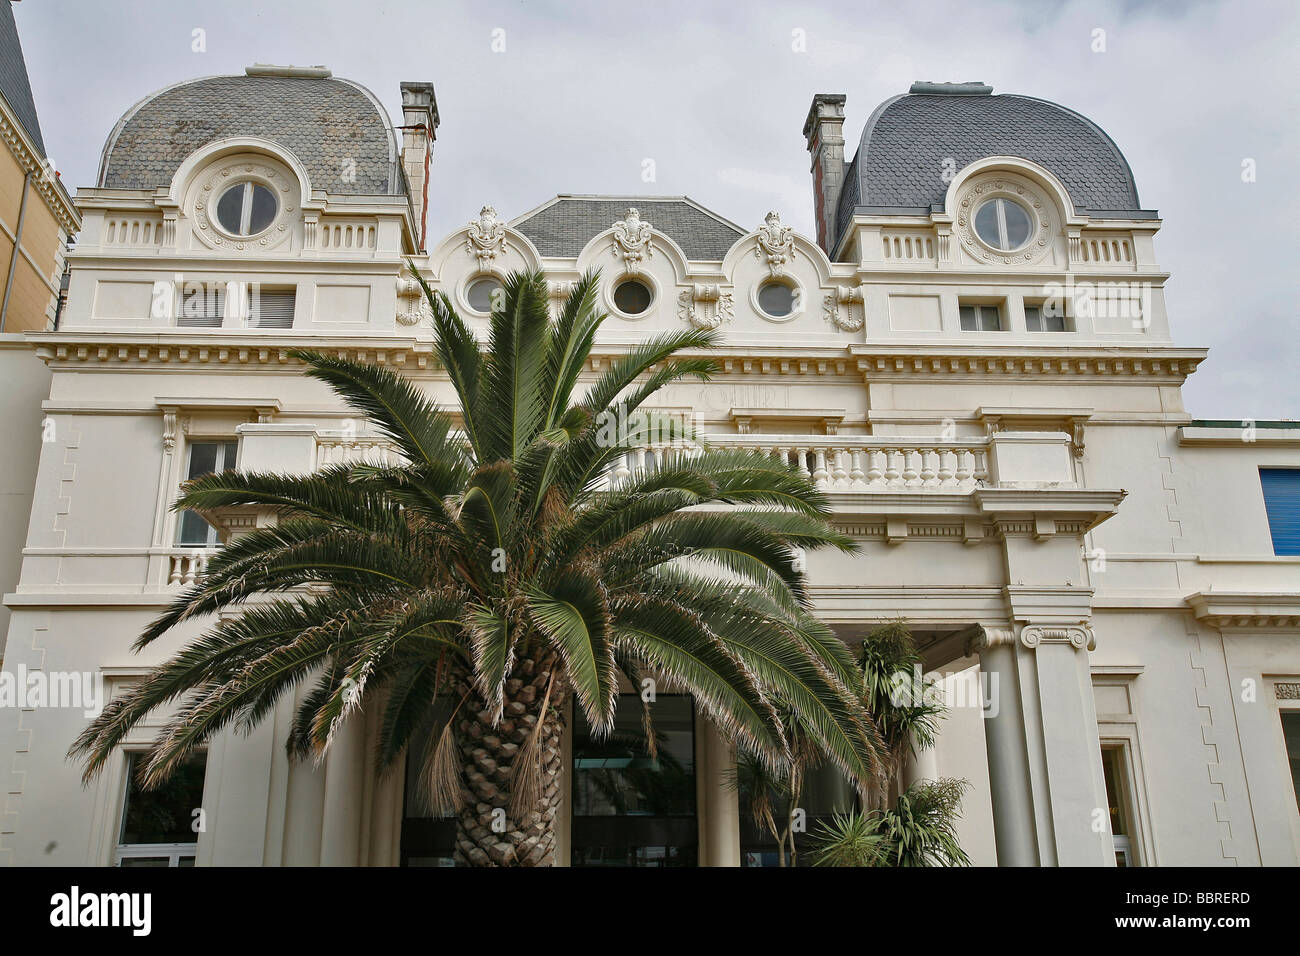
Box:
(1, 67), (1298, 867)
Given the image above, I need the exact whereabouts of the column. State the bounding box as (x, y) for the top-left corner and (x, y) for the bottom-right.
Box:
(970, 620), (1114, 867)
(969, 627), (1039, 866)
(319, 714), (365, 866)
(699, 720), (740, 866)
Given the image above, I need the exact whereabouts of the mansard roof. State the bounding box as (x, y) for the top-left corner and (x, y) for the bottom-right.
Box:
(838, 82), (1149, 247)
(97, 67), (400, 195)
(512, 195), (747, 261)
(0, 1), (46, 155)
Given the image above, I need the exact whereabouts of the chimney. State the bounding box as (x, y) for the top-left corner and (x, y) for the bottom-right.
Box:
(802, 93), (847, 255)
(399, 81), (439, 251)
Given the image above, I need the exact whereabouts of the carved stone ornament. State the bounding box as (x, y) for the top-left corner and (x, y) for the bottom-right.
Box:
(161, 408), (179, 453)
(193, 157), (294, 253)
(1020, 624), (1095, 651)
(466, 205), (507, 267)
(395, 273), (430, 326)
(824, 285), (865, 332)
(678, 284), (734, 329)
(754, 211), (797, 276)
(611, 208), (654, 272)
(955, 175), (1051, 266)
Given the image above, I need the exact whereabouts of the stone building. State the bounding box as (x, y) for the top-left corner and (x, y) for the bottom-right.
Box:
(1, 64), (1298, 867)
(0, 0), (79, 668)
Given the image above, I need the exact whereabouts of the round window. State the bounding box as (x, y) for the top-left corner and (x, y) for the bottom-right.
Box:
(214, 182), (278, 237)
(973, 197), (1033, 251)
(612, 278), (652, 316)
(757, 280), (796, 318)
(466, 277), (502, 314)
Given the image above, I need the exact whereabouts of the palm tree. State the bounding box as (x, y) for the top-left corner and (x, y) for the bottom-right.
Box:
(71, 268), (884, 866)
(808, 621), (971, 866)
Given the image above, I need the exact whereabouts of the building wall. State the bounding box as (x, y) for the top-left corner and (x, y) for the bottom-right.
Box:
(2, 93), (1298, 868)
(0, 108), (75, 334)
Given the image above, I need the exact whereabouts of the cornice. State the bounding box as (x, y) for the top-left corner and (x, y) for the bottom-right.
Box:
(0, 103), (80, 234)
(1186, 591), (1300, 631)
(852, 344), (1206, 383)
(25, 330), (1209, 385)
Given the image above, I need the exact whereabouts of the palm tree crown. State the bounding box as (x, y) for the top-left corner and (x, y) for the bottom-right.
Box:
(72, 268), (883, 865)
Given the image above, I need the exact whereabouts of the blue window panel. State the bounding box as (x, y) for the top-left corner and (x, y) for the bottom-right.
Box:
(1260, 468), (1300, 556)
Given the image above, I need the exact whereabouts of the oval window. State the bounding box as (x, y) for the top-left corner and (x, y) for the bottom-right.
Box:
(757, 280), (796, 318)
(215, 182), (278, 236)
(612, 278), (652, 316)
(466, 277), (502, 314)
(973, 197), (1033, 251)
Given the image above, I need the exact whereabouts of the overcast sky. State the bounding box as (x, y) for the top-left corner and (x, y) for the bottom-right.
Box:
(13, 0), (1299, 418)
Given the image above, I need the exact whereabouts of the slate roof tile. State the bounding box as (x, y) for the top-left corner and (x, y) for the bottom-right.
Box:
(513, 196), (746, 261)
(99, 74), (397, 195)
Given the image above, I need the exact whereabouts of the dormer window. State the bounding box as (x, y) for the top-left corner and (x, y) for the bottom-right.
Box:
(973, 197), (1032, 252)
(214, 182), (278, 237)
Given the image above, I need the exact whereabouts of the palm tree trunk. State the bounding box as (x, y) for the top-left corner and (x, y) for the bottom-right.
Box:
(453, 655), (564, 866)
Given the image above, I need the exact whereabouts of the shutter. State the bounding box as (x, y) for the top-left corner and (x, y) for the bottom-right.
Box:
(252, 289), (296, 328)
(1260, 469), (1300, 556)
(177, 288), (224, 327)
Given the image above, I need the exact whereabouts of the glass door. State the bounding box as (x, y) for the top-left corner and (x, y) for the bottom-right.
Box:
(570, 694), (697, 866)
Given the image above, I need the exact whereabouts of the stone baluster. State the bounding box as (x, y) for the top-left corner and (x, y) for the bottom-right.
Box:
(920, 447), (938, 488)
(885, 448), (903, 488)
(937, 447), (955, 488)
(812, 448), (830, 487)
(849, 448), (866, 487)
(831, 448), (848, 486)
(903, 448), (921, 488)
(866, 449), (885, 487)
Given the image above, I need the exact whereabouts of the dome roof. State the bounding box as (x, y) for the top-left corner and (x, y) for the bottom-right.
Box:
(837, 83), (1147, 243)
(97, 68), (400, 195)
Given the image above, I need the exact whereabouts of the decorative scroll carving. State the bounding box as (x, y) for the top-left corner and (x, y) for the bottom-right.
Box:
(466, 205), (507, 267)
(1020, 624), (1094, 651)
(823, 285), (865, 332)
(754, 211), (796, 276)
(161, 408), (178, 453)
(677, 284), (734, 329)
(611, 208), (654, 272)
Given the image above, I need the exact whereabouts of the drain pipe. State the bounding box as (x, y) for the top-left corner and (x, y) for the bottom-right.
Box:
(0, 169), (33, 332)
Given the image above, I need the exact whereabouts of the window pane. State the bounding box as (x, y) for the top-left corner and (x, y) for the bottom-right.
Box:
(119, 857), (171, 867)
(757, 281), (795, 318)
(571, 695), (697, 868)
(959, 305), (977, 331)
(572, 697), (694, 816)
(1045, 311), (1066, 332)
(186, 442), (219, 480)
(973, 200), (1000, 247)
(248, 184), (277, 234)
(176, 510), (213, 546)
(1260, 469), (1300, 556)
(215, 183), (247, 234)
(120, 752), (207, 845)
(612, 280), (652, 316)
(1282, 712), (1300, 814)
(465, 278), (501, 314)
(1025, 306), (1042, 332)
(979, 306), (1001, 331)
(1002, 200), (1033, 248)
(221, 441), (238, 469)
